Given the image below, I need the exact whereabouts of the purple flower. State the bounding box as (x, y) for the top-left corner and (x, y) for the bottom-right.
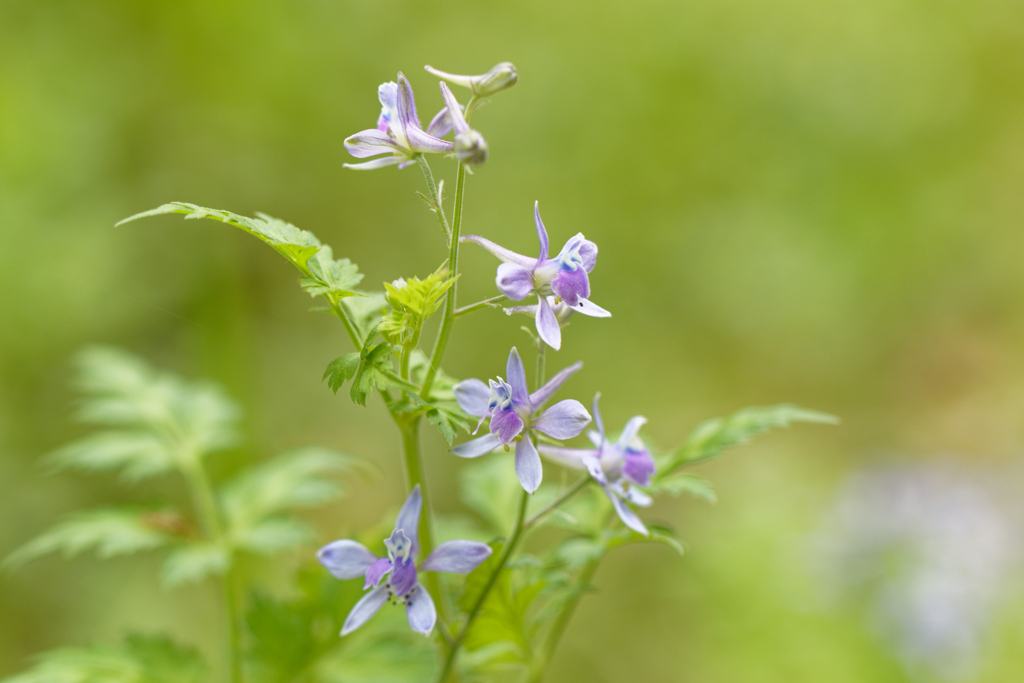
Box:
(461, 203), (606, 350)
(344, 73), (454, 170)
(538, 394), (656, 535)
(439, 82), (487, 166)
(316, 485), (492, 636)
(451, 348), (591, 493)
(424, 62), (518, 98)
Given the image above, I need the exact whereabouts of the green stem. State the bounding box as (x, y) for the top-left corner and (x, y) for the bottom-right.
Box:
(415, 155), (451, 245)
(528, 557), (601, 683)
(535, 341), (547, 389)
(421, 161), (466, 398)
(454, 295), (507, 318)
(436, 488), (530, 683)
(523, 475), (591, 529)
(325, 294), (362, 349)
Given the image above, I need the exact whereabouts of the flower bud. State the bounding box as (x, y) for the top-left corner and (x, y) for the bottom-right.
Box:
(454, 129), (488, 166)
(424, 62), (518, 97)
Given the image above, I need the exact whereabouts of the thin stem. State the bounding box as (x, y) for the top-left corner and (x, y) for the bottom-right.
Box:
(415, 154), (451, 245)
(454, 295), (507, 318)
(528, 558), (601, 683)
(523, 475), (591, 529)
(325, 294), (362, 349)
(436, 489), (530, 683)
(535, 341), (546, 389)
(421, 161), (466, 398)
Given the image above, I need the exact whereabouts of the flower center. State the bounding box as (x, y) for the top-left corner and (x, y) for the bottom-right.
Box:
(487, 377), (514, 411)
(384, 529), (412, 564)
(555, 238), (585, 272)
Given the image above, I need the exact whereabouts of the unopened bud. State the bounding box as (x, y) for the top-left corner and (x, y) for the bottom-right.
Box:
(455, 130), (488, 166)
(425, 62), (518, 98)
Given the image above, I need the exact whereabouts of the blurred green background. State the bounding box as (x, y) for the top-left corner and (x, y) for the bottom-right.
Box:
(3, 0), (1024, 681)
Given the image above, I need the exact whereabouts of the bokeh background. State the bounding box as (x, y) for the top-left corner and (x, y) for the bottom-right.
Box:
(3, 0), (1024, 681)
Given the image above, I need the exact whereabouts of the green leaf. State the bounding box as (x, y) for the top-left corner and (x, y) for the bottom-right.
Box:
(44, 431), (175, 483)
(662, 404), (839, 472)
(343, 292), (388, 341)
(161, 542), (230, 588)
(648, 472), (717, 503)
(3, 509), (173, 570)
(322, 353), (360, 394)
(301, 246), (363, 298)
(345, 325), (395, 406)
(0, 634), (205, 683)
(404, 393), (472, 445)
(233, 518), (314, 555)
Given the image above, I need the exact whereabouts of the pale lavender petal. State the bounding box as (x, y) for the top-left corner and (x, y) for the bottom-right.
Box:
(343, 157), (402, 171)
(390, 557), (418, 597)
(586, 430), (602, 448)
(551, 267), (590, 308)
(406, 126), (455, 154)
(405, 583), (436, 636)
(340, 584), (388, 635)
(622, 485), (653, 508)
(425, 107), (454, 138)
(460, 235), (538, 269)
(489, 407), (524, 444)
(575, 297), (611, 318)
(535, 295), (561, 350)
(505, 347), (530, 408)
(397, 159), (416, 170)
(533, 400), (591, 440)
(496, 263), (535, 301)
(394, 72), (421, 146)
(378, 82), (398, 113)
(534, 201), (549, 262)
(617, 416), (648, 447)
(536, 444), (593, 471)
(579, 238), (598, 272)
(452, 433), (501, 457)
(394, 485), (421, 555)
(317, 539), (378, 580)
(344, 129), (405, 159)
(582, 452), (607, 486)
(607, 487), (649, 536)
(364, 557), (392, 589)
(530, 361), (583, 409)
(515, 435), (543, 493)
(421, 540), (493, 573)
(453, 379), (490, 417)
(590, 393), (605, 442)
(439, 83), (470, 135)
(622, 448), (656, 487)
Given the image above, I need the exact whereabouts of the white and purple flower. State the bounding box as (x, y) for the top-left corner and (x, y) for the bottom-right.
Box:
(439, 82), (487, 166)
(461, 204), (607, 350)
(316, 485), (492, 636)
(451, 348), (591, 493)
(538, 394), (656, 535)
(343, 73), (454, 170)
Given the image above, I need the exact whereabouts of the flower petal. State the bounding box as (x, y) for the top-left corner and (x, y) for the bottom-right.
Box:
(394, 72), (420, 146)
(535, 296), (561, 350)
(405, 583), (436, 636)
(622, 448), (656, 488)
(515, 435), (543, 493)
(622, 484), (653, 508)
(317, 539), (379, 580)
(391, 557), (419, 597)
(343, 157), (403, 171)
(340, 584), (389, 636)
(617, 416), (648, 447)
(606, 487), (649, 536)
(406, 126), (455, 154)
(534, 201), (550, 262)
(533, 400), (591, 440)
(590, 393), (605, 443)
(551, 268), (590, 308)
(452, 433), (501, 457)
(579, 238), (598, 272)
(364, 557), (392, 589)
(582, 452), (607, 486)
(505, 347), (531, 408)
(574, 297), (611, 318)
(425, 107), (453, 138)
(460, 235), (538, 269)
(536, 444), (594, 471)
(439, 82), (470, 135)
(394, 485), (422, 556)
(421, 540), (493, 573)
(344, 129), (405, 159)
(530, 361), (583, 411)
(490, 407), (524, 444)
(496, 263), (535, 301)
(453, 379), (491, 417)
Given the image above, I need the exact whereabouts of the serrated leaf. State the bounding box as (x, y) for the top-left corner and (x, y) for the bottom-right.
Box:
(161, 542), (230, 588)
(663, 404), (839, 472)
(648, 473), (717, 503)
(345, 325), (395, 406)
(553, 536), (606, 571)
(44, 431), (175, 483)
(3, 509), (173, 570)
(233, 518), (314, 555)
(322, 353), (360, 394)
(301, 245), (364, 298)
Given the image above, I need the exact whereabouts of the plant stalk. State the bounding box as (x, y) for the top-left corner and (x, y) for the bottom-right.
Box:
(415, 155), (451, 245)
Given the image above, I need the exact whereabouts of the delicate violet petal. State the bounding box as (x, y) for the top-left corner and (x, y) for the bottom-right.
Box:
(453, 379), (490, 417)
(421, 540), (493, 574)
(606, 487), (649, 536)
(536, 444), (593, 471)
(534, 201), (550, 262)
(574, 298), (611, 318)
(340, 584), (389, 636)
(439, 83), (470, 135)
(384, 529), (413, 563)
(343, 157), (403, 171)
(344, 129), (406, 159)
(578, 238), (598, 272)
(582, 452), (607, 486)
(317, 539), (378, 580)
(533, 399), (591, 440)
(394, 485), (422, 555)
(551, 267), (590, 308)
(452, 433), (501, 457)
(460, 235), (538, 269)
(390, 557), (418, 597)
(622, 448), (656, 487)
(426, 107), (453, 138)
(378, 82), (398, 116)
(405, 583), (436, 636)
(364, 557), (392, 589)
(505, 347), (531, 408)
(405, 126), (455, 154)
(515, 435), (543, 493)
(496, 263), (535, 301)
(622, 485), (654, 508)
(617, 416), (648, 448)
(591, 393), (605, 442)
(394, 72), (420, 146)
(529, 361), (583, 409)
(586, 430), (602, 448)
(535, 296), (561, 350)
(489, 407), (524, 444)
